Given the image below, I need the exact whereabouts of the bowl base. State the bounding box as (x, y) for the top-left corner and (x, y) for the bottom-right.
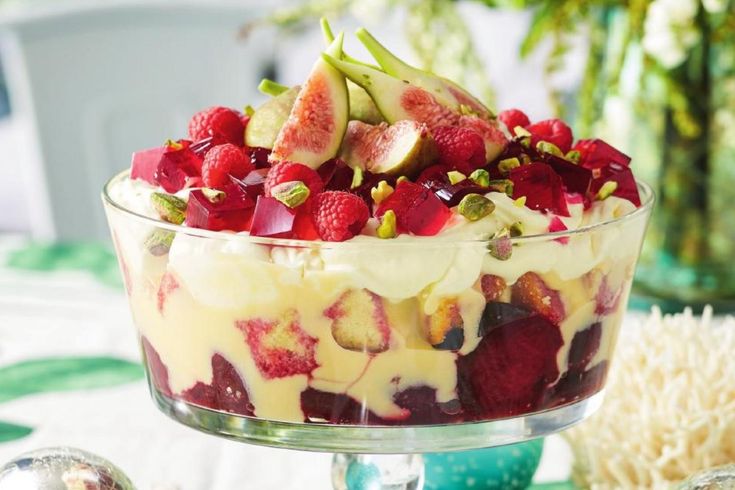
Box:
(150, 385), (604, 453)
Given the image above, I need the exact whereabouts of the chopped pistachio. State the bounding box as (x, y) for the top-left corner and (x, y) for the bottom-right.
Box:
(351, 166), (364, 189)
(458, 194), (495, 221)
(469, 169), (490, 187)
(519, 153), (532, 165)
(150, 192), (187, 224)
(514, 196), (527, 207)
(376, 210), (397, 239)
(271, 181), (310, 208)
(145, 229), (175, 256)
(513, 126), (532, 138)
(498, 157), (521, 174)
(371, 180), (394, 205)
(396, 176), (410, 185)
(201, 188), (226, 203)
(447, 170), (466, 185)
(509, 221), (524, 237)
(488, 179), (514, 197)
(244, 105), (256, 117)
(488, 228), (512, 260)
(164, 139), (184, 151)
(596, 181), (618, 201)
(565, 149), (581, 164)
(536, 140), (564, 157)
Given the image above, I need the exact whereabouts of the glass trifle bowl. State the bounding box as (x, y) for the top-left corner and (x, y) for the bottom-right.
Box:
(101, 20), (654, 487)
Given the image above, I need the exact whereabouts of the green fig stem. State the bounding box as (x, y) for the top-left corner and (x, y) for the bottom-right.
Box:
(356, 27), (408, 77)
(258, 79), (289, 97)
(319, 17), (335, 47)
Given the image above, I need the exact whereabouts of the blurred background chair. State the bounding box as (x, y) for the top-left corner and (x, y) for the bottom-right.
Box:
(0, 2), (277, 240)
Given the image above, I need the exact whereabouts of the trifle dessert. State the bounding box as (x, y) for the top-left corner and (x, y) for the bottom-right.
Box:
(103, 22), (652, 430)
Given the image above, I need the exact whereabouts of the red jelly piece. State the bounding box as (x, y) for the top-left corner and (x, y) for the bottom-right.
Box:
(376, 181), (451, 236)
(248, 147), (272, 169)
(181, 353), (255, 416)
(185, 183), (254, 232)
(249, 196), (297, 238)
(417, 164), (489, 207)
(141, 337), (172, 397)
(542, 154), (592, 195)
(154, 141), (204, 193)
(548, 216), (570, 244)
(232, 168), (269, 200)
(574, 138), (631, 169)
(190, 136), (216, 158)
(509, 163), (569, 216)
(589, 162), (641, 206)
(130, 146), (165, 185)
(567, 322), (602, 372)
(543, 361), (608, 409)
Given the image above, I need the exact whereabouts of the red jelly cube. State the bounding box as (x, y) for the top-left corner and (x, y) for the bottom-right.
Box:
(376, 181), (451, 236)
(130, 146), (165, 185)
(589, 162), (641, 206)
(232, 168), (269, 200)
(548, 216), (570, 244)
(418, 165), (490, 207)
(510, 163), (570, 216)
(574, 139), (631, 169)
(249, 196), (297, 238)
(185, 183), (254, 232)
(154, 141), (204, 193)
(543, 155), (592, 195)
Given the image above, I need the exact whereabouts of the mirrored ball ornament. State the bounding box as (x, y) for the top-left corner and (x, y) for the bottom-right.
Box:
(0, 447), (135, 490)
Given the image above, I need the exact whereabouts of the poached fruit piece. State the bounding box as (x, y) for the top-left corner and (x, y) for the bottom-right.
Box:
(375, 180), (451, 236)
(511, 272), (566, 324)
(509, 163), (569, 216)
(270, 35), (349, 169)
(339, 120), (436, 177)
(325, 289), (391, 353)
(457, 308), (563, 419)
(574, 138), (632, 169)
(181, 353), (255, 416)
(589, 162), (641, 206)
(237, 309), (318, 379)
(185, 183), (255, 232)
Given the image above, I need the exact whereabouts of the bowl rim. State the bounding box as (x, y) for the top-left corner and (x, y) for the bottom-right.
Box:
(102, 169), (655, 248)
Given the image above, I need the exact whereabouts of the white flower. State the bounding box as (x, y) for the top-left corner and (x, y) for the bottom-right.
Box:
(642, 0), (700, 69)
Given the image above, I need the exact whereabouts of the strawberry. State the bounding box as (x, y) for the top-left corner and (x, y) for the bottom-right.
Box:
(511, 272), (566, 324)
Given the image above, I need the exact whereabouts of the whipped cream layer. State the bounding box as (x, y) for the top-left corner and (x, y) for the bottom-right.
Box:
(106, 175), (647, 424)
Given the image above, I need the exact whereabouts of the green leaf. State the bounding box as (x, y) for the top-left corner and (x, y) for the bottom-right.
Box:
(0, 421), (33, 443)
(0, 357), (144, 403)
(520, 3), (557, 58)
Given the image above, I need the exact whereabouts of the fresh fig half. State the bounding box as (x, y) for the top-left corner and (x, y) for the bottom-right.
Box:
(356, 27), (494, 120)
(245, 86), (300, 149)
(270, 34), (349, 168)
(340, 120), (436, 177)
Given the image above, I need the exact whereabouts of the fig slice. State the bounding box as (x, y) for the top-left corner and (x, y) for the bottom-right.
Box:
(270, 34), (349, 169)
(323, 54), (506, 162)
(356, 27), (494, 120)
(245, 86), (300, 149)
(340, 120), (436, 177)
(320, 19), (384, 124)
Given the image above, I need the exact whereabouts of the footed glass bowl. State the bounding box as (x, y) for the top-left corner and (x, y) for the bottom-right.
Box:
(103, 171), (652, 464)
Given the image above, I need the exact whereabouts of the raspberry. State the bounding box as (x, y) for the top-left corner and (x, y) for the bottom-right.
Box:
(525, 118), (574, 154)
(312, 191), (369, 242)
(201, 143), (254, 188)
(498, 109), (531, 133)
(264, 161), (324, 198)
(432, 126), (486, 175)
(188, 106), (245, 147)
